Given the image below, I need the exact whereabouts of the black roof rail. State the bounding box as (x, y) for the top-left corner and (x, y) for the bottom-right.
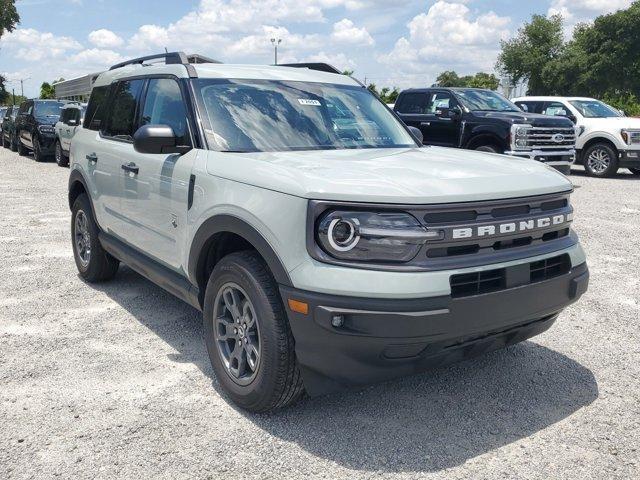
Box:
(109, 51), (221, 71)
(278, 63), (342, 74)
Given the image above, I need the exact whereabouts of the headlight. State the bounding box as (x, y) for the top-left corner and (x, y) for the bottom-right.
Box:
(316, 210), (440, 263)
(38, 125), (55, 134)
(621, 129), (640, 145)
(511, 124), (531, 150)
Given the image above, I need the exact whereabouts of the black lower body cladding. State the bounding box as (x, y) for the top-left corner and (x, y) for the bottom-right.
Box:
(281, 262), (589, 396)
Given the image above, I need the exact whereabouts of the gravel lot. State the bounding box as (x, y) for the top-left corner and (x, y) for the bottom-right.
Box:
(0, 146), (638, 480)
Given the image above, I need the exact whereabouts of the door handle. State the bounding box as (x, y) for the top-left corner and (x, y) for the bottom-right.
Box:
(420, 122), (431, 126)
(86, 153), (98, 163)
(121, 162), (139, 174)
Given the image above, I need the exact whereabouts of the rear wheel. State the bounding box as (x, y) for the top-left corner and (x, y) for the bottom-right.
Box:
(583, 143), (618, 177)
(71, 194), (119, 282)
(629, 168), (640, 176)
(203, 251), (304, 412)
(10, 133), (18, 152)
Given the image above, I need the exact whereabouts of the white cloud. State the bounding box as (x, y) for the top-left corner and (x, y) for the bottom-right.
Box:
(379, 1), (510, 85)
(0, 28), (82, 61)
(548, 0), (632, 35)
(68, 49), (124, 69)
(88, 29), (124, 48)
(305, 51), (355, 71)
(331, 19), (374, 45)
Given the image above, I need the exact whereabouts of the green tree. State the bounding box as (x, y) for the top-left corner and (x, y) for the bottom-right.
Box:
(0, 0), (19, 38)
(0, 75), (9, 104)
(496, 14), (565, 95)
(435, 71), (500, 90)
(40, 82), (56, 99)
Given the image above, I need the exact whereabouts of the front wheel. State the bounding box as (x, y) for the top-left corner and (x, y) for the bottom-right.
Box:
(55, 140), (68, 167)
(203, 251), (304, 412)
(17, 138), (27, 156)
(583, 143), (619, 177)
(629, 167), (640, 176)
(10, 133), (18, 152)
(33, 137), (45, 162)
(71, 194), (119, 282)
(475, 144), (501, 154)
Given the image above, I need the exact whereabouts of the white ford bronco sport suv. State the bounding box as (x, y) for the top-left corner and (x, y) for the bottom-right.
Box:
(514, 96), (640, 177)
(69, 52), (589, 412)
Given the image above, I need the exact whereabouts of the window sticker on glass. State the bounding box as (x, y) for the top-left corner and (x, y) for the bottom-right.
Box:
(298, 99), (321, 106)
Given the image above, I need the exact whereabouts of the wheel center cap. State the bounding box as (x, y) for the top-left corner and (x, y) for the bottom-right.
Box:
(237, 326), (245, 339)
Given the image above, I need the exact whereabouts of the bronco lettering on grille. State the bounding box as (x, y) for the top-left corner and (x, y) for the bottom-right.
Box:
(451, 213), (573, 240)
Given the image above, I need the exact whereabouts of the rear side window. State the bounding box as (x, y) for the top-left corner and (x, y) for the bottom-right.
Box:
(140, 78), (190, 145)
(395, 93), (428, 114)
(103, 79), (144, 140)
(84, 86), (110, 131)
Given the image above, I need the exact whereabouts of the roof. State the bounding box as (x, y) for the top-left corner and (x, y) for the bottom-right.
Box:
(93, 62), (357, 87)
(512, 96), (597, 102)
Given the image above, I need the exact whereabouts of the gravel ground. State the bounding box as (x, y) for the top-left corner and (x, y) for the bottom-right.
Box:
(0, 147), (638, 480)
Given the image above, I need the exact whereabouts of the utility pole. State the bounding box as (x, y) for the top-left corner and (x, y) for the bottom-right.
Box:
(12, 88), (15, 105)
(270, 38), (282, 65)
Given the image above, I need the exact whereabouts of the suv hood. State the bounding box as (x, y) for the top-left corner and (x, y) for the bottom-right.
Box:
(207, 147), (572, 204)
(35, 115), (58, 126)
(581, 115), (640, 129)
(473, 110), (574, 127)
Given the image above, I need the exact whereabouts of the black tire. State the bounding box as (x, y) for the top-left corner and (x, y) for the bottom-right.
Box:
(583, 143), (619, 177)
(0, 133), (5, 148)
(17, 137), (27, 156)
(71, 194), (119, 282)
(474, 144), (501, 154)
(629, 168), (640, 176)
(203, 251), (304, 412)
(556, 164), (571, 175)
(10, 133), (18, 152)
(33, 137), (45, 162)
(54, 140), (68, 167)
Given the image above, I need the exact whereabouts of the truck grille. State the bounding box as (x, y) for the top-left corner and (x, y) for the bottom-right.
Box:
(522, 127), (576, 150)
(451, 254), (571, 298)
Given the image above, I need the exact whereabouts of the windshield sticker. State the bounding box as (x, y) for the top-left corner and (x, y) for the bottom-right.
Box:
(298, 99), (321, 106)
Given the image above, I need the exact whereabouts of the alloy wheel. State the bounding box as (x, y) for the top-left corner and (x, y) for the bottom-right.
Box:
(74, 210), (91, 268)
(586, 147), (610, 174)
(213, 283), (261, 385)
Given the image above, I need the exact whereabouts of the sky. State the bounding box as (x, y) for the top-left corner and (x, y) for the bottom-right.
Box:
(0, 0), (633, 98)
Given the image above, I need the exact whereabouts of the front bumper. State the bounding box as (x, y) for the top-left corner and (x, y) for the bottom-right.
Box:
(619, 149), (640, 168)
(282, 261), (588, 396)
(38, 134), (56, 153)
(504, 149), (576, 173)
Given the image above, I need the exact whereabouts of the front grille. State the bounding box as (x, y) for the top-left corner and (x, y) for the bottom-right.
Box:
(451, 269), (506, 298)
(530, 253), (571, 283)
(520, 126), (576, 150)
(451, 254), (571, 298)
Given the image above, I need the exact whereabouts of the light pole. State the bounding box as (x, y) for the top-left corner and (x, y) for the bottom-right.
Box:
(270, 38), (282, 65)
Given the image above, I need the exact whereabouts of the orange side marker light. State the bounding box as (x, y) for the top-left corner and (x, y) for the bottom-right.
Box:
(288, 299), (309, 315)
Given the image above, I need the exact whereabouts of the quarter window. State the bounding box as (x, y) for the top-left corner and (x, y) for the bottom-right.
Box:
(103, 79), (144, 140)
(140, 78), (190, 145)
(84, 86), (110, 131)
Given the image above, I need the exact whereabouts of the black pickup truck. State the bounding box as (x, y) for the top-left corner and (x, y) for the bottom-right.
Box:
(394, 87), (576, 174)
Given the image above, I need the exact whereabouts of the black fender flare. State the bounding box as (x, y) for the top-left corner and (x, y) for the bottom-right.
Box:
(188, 214), (293, 289)
(68, 169), (98, 221)
(463, 125), (507, 150)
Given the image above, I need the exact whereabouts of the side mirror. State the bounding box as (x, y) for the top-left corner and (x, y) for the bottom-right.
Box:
(133, 124), (191, 155)
(407, 126), (423, 145)
(435, 107), (450, 118)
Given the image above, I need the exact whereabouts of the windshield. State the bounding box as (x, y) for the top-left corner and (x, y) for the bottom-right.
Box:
(35, 102), (65, 117)
(197, 79), (416, 152)
(455, 89), (520, 112)
(569, 100), (622, 118)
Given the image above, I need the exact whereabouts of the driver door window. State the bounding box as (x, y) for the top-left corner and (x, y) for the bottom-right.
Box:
(140, 78), (190, 145)
(427, 93), (452, 114)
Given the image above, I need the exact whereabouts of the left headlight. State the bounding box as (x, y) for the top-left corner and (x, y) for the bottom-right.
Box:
(38, 125), (55, 134)
(621, 129), (640, 145)
(316, 210), (439, 263)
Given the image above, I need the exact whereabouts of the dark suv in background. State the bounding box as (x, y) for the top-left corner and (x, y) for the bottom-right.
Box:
(394, 87), (577, 174)
(1, 105), (19, 151)
(15, 99), (66, 162)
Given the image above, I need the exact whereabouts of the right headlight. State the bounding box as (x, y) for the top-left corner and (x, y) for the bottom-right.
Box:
(316, 210), (441, 263)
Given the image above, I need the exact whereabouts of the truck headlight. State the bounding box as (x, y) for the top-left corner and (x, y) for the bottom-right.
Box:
(621, 129), (640, 145)
(316, 210), (439, 263)
(511, 124), (531, 150)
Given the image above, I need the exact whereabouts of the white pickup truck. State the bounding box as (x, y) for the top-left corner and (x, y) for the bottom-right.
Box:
(513, 96), (640, 177)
